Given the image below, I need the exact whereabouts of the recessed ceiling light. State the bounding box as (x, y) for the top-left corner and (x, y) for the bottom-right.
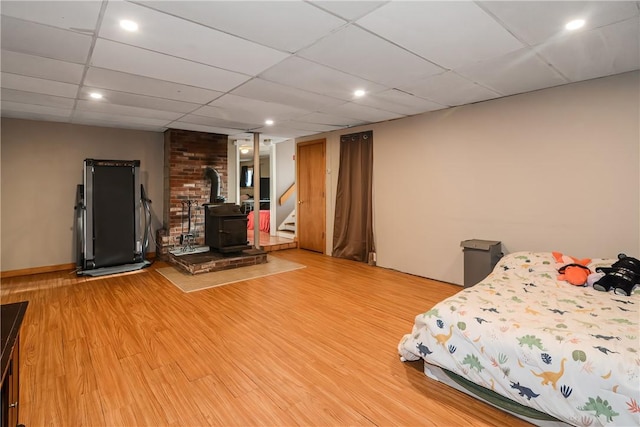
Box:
(240, 148), (249, 154)
(120, 19), (138, 32)
(565, 19), (585, 31)
(265, 119), (274, 126)
(354, 89), (366, 97)
(89, 92), (103, 99)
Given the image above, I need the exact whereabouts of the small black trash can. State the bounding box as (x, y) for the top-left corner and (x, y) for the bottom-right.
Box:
(461, 239), (502, 288)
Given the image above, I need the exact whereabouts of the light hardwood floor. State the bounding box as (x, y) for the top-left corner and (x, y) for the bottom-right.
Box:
(0, 249), (530, 426)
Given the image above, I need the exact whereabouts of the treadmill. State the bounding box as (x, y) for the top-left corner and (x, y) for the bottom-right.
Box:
(75, 159), (150, 276)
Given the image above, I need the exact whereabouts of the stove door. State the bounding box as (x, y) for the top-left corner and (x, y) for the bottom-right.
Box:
(220, 217), (248, 247)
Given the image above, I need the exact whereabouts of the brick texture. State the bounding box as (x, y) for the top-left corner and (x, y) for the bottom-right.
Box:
(162, 129), (228, 250)
(169, 249), (267, 275)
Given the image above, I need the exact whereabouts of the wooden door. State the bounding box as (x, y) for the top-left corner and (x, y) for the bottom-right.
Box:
(297, 139), (326, 253)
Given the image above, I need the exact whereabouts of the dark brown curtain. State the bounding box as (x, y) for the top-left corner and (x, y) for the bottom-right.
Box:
(332, 131), (374, 262)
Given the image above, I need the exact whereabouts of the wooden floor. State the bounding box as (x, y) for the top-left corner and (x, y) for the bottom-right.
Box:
(0, 249), (530, 426)
(248, 230), (297, 252)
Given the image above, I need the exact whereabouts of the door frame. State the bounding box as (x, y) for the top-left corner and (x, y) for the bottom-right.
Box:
(296, 138), (326, 254)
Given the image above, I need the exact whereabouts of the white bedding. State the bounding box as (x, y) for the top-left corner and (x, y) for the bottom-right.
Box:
(399, 252), (640, 426)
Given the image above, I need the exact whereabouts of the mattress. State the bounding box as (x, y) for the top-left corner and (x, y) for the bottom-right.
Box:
(247, 210), (270, 233)
(398, 251), (640, 426)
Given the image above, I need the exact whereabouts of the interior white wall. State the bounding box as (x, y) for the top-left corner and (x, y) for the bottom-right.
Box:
(1, 119), (164, 272)
(298, 71), (639, 285)
(275, 139), (296, 228)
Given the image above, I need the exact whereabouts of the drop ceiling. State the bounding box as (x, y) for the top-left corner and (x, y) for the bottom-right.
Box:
(1, 1), (638, 142)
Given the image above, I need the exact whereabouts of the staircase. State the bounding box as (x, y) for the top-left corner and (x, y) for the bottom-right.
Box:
(277, 210), (296, 239)
(252, 209), (296, 253)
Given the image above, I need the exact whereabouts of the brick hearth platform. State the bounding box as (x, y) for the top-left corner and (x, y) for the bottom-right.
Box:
(168, 248), (267, 275)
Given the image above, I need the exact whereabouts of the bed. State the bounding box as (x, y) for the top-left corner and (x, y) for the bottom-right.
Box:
(247, 210), (270, 233)
(398, 251), (639, 426)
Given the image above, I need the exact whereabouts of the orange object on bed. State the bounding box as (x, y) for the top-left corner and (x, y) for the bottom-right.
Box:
(247, 210), (270, 232)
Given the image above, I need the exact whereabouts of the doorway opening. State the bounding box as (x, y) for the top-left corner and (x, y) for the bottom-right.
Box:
(233, 137), (297, 251)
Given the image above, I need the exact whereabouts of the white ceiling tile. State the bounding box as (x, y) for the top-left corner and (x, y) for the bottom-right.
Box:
(1, 110), (71, 123)
(90, 39), (251, 92)
(1, 1), (101, 32)
(170, 121), (246, 136)
(137, 1), (347, 53)
(249, 125), (315, 138)
(0, 0), (637, 136)
(260, 57), (386, 100)
(0, 50), (84, 84)
(231, 78), (344, 111)
(311, 1), (388, 21)
(1, 101), (72, 118)
(76, 100), (183, 121)
(72, 110), (171, 128)
(208, 94), (312, 123)
(354, 89), (447, 116)
(398, 72), (502, 106)
(455, 48), (568, 96)
(296, 111), (367, 127)
(277, 120), (345, 133)
(320, 102), (404, 123)
(298, 26), (443, 86)
(600, 18), (640, 75)
(84, 67), (223, 104)
(232, 133), (256, 141)
(100, 2), (289, 76)
(70, 115), (167, 132)
(231, 132), (290, 145)
(1, 88), (76, 109)
(78, 87), (200, 114)
(231, 134), (290, 147)
(1, 72), (78, 98)
(177, 114), (254, 131)
(357, 2), (524, 69)
(479, 1), (640, 46)
(1, 16), (92, 64)
(536, 21), (640, 82)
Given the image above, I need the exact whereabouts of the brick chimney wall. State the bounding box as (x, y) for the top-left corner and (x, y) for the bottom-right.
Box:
(162, 129), (228, 251)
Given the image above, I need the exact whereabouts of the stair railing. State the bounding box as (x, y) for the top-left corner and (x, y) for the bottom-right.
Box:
(279, 182), (296, 206)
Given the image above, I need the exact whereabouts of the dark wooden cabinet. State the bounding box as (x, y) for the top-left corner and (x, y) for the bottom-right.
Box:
(1, 302), (28, 427)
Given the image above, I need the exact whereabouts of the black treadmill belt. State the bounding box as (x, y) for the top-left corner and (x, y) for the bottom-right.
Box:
(93, 165), (135, 268)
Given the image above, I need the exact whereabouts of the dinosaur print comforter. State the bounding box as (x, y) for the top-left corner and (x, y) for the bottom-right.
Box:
(398, 252), (640, 426)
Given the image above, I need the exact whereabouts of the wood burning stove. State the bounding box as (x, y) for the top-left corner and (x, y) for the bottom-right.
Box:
(204, 203), (250, 253)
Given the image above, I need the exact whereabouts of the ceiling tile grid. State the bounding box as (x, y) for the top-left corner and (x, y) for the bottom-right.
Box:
(179, 109), (262, 130)
(1, 88), (76, 110)
(0, 0), (102, 31)
(0, 0), (637, 140)
(136, 1), (349, 53)
(100, 1), (290, 76)
(89, 39), (252, 92)
(454, 47), (569, 96)
(83, 67), (225, 104)
(230, 78), (346, 111)
(478, 1), (639, 46)
(1, 100), (73, 119)
(1, 16), (94, 63)
(1, 72), (79, 98)
(296, 25), (445, 87)
(0, 50), (85, 84)
(355, 1), (526, 69)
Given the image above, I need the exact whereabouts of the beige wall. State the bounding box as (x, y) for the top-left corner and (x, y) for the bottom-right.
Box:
(1, 119), (164, 272)
(2, 72), (638, 278)
(299, 71), (640, 285)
